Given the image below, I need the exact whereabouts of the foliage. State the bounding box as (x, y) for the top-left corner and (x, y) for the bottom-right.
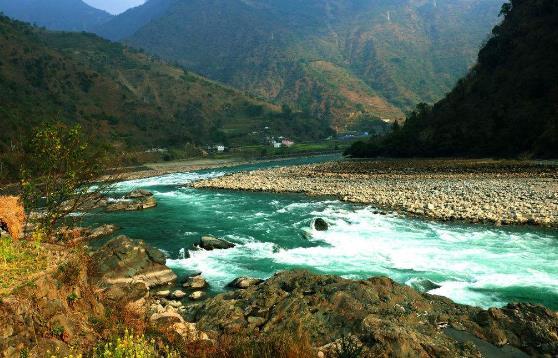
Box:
(19, 123), (110, 235)
(0, 13), (333, 176)
(345, 0), (558, 159)
(334, 335), (364, 358)
(0, 236), (47, 294)
(0, 196), (25, 239)
(93, 330), (179, 358)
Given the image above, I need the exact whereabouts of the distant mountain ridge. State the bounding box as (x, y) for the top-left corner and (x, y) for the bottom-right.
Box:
(93, 0), (505, 129)
(0, 0), (113, 31)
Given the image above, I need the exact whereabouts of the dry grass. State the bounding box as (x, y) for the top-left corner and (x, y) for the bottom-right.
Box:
(173, 329), (315, 358)
(0, 195), (25, 239)
(0, 237), (48, 295)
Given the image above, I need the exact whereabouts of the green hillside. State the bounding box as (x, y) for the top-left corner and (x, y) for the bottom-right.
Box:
(346, 0), (558, 158)
(0, 15), (332, 155)
(97, 0), (503, 129)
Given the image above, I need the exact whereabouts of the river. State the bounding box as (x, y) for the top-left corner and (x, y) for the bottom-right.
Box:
(84, 155), (558, 310)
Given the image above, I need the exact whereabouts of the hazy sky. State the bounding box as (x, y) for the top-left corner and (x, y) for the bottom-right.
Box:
(83, 0), (146, 15)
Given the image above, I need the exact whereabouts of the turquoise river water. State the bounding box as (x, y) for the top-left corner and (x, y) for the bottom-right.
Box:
(85, 155), (558, 310)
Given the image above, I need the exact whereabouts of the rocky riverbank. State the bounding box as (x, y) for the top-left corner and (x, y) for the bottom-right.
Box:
(187, 270), (558, 357)
(2, 235), (557, 356)
(192, 159), (558, 227)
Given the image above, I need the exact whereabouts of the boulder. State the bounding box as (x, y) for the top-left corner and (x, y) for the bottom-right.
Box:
(189, 291), (206, 301)
(199, 235), (235, 250)
(91, 236), (176, 289)
(88, 224), (119, 240)
(154, 290), (171, 298)
(227, 277), (264, 289)
(125, 189), (153, 199)
(105, 197), (157, 212)
(183, 275), (208, 290)
(60, 193), (108, 212)
(313, 218), (329, 231)
(408, 279), (441, 293)
(172, 290), (187, 299)
(141, 197), (157, 209)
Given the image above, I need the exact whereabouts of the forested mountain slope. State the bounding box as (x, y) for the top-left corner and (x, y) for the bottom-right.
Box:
(346, 0), (558, 158)
(0, 16), (330, 154)
(95, 0), (504, 129)
(0, 0), (113, 31)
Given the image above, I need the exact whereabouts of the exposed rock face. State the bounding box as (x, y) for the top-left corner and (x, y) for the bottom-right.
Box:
(60, 192), (109, 212)
(227, 277), (264, 289)
(125, 189), (153, 199)
(186, 271), (558, 357)
(199, 235), (235, 250)
(0, 253), (105, 357)
(91, 235), (176, 289)
(313, 218), (329, 231)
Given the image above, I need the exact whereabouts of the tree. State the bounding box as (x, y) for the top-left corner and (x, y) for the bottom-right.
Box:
(19, 123), (111, 237)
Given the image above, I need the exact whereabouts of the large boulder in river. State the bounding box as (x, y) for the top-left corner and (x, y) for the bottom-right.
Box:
(199, 235), (235, 250)
(185, 270), (558, 357)
(313, 218), (329, 231)
(105, 197), (157, 212)
(125, 189), (153, 199)
(91, 235), (176, 289)
(183, 275), (208, 290)
(227, 277), (264, 289)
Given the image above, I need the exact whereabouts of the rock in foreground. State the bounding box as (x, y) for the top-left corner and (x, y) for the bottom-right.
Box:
(91, 235), (176, 289)
(186, 270), (558, 357)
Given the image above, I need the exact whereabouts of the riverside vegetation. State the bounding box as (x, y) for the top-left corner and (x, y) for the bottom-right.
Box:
(0, 13), (333, 182)
(1, 0), (558, 357)
(346, 0), (558, 158)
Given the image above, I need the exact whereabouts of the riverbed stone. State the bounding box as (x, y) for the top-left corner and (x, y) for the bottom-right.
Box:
(199, 235), (235, 250)
(313, 218), (329, 231)
(125, 189), (153, 199)
(189, 291), (206, 301)
(227, 277), (264, 289)
(183, 275), (208, 289)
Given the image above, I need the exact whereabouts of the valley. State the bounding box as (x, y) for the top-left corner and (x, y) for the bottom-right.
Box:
(0, 0), (557, 356)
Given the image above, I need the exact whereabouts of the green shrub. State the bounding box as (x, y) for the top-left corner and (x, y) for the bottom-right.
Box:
(334, 335), (364, 358)
(93, 330), (178, 358)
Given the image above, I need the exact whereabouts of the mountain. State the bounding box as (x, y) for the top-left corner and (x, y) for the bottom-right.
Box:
(345, 0), (558, 158)
(0, 15), (331, 156)
(93, 0), (172, 40)
(94, 0), (504, 129)
(0, 0), (113, 31)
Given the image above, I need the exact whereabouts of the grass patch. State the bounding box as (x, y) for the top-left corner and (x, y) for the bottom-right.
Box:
(0, 236), (48, 295)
